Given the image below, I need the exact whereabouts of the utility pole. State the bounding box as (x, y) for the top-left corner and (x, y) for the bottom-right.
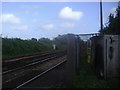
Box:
(100, 0), (103, 34)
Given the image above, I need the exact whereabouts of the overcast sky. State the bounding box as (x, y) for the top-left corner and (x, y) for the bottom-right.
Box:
(1, 2), (118, 39)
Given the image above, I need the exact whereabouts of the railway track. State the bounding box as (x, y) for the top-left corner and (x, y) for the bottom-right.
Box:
(14, 59), (66, 89)
(2, 50), (66, 73)
(2, 50), (67, 89)
(2, 55), (60, 75)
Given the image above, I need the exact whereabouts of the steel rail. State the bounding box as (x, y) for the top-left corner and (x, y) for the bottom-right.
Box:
(13, 59), (67, 90)
(3, 50), (65, 62)
(3, 53), (53, 62)
(2, 54), (63, 75)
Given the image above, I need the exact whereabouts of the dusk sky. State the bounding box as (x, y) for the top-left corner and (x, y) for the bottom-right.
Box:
(1, 1), (118, 39)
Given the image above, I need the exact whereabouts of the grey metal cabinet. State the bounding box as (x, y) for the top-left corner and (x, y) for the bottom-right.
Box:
(91, 35), (120, 79)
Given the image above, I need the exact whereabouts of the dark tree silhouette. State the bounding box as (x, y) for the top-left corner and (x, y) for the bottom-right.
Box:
(100, 1), (120, 35)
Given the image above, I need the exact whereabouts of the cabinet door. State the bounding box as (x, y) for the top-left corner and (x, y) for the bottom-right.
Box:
(106, 35), (119, 77)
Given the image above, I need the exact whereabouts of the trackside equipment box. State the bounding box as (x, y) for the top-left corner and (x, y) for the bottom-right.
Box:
(91, 35), (120, 79)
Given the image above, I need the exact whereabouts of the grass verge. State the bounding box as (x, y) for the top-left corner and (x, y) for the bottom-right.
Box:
(75, 54), (120, 88)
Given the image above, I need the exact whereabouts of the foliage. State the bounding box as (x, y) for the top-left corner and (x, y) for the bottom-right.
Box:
(39, 38), (52, 44)
(53, 34), (69, 50)
(2, 34), (70, 58)
(2, 38), (53, 58)
(100, 2), (120, 35)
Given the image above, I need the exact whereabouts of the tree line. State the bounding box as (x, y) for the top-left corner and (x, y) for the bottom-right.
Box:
(2, 34), (69, 59)
(100, 2), (120, 35)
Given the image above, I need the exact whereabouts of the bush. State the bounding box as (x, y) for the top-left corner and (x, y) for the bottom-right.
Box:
(2, 38), (53, 58)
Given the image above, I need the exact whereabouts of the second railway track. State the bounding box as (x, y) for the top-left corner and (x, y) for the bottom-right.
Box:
(2, 54), (60, 75)
(2, 50), (67, 89)
(2, 50), (66, 74)
(14, 59), (67, 89)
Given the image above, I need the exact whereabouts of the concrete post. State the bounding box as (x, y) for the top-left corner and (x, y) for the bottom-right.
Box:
(65, 34), (76, 87)
(75, 36), (80, 75)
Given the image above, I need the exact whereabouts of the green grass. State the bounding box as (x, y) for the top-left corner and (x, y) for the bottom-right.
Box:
(2, 38), (53, 59)
(75, 54), (120, 88)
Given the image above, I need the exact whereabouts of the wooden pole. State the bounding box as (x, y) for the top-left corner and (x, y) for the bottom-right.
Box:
(100, 0), (103, 34)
